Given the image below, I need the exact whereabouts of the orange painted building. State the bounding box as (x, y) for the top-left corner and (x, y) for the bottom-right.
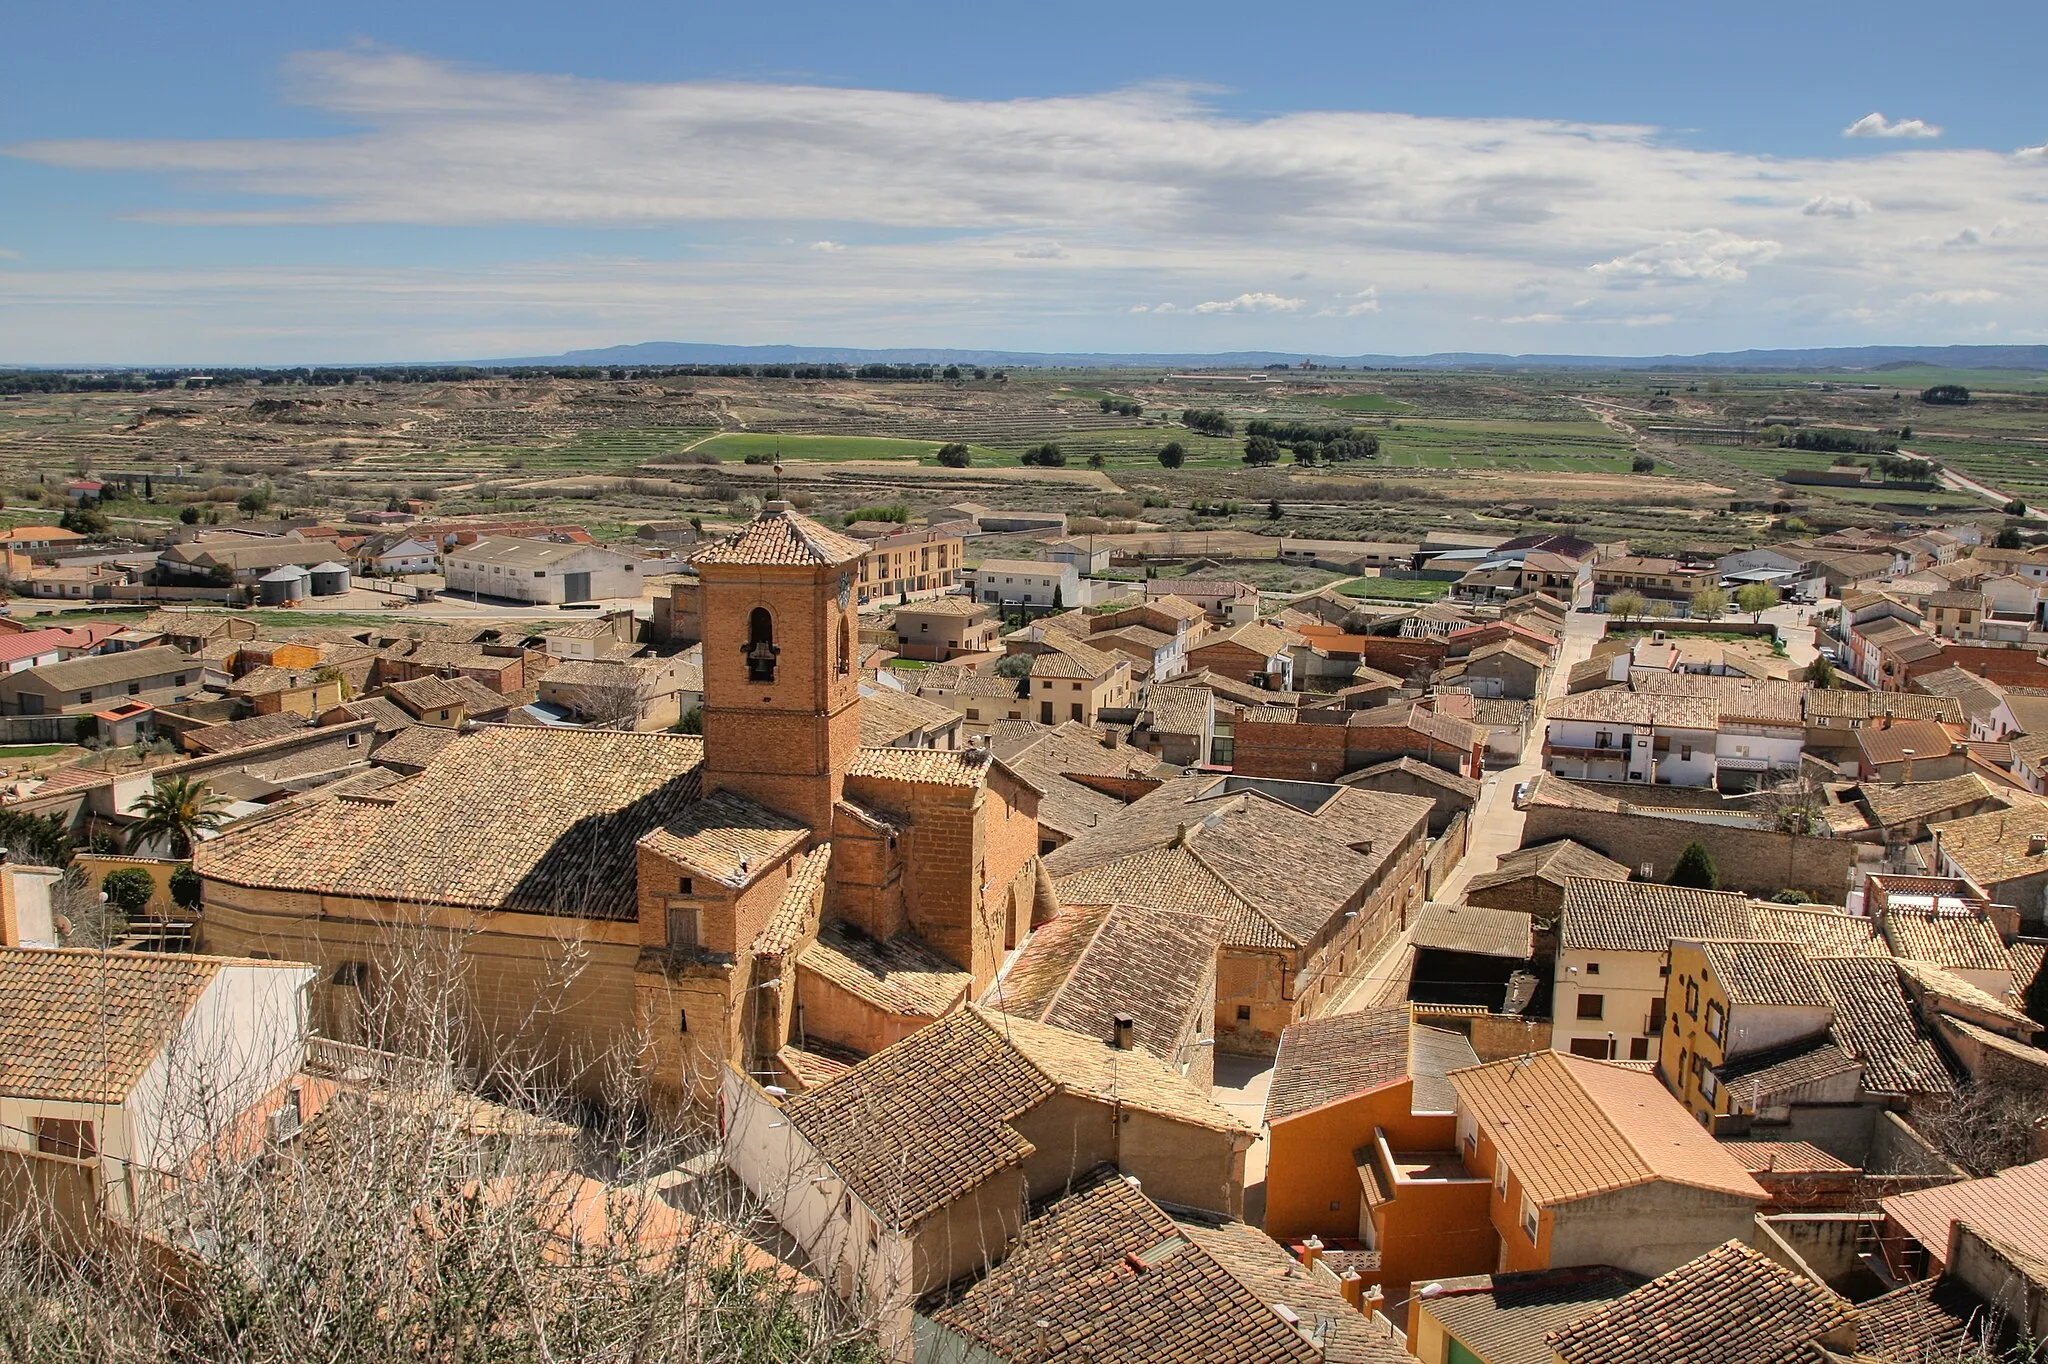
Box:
(1261, 1007), (1492, 1313)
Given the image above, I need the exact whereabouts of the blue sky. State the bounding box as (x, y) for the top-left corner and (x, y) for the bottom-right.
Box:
(3, 0), (2045, 363)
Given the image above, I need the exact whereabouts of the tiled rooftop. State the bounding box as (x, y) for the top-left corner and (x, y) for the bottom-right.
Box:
(688, 505), (869, 567)
(1547, 1240), (1853, 1364)
(639, 788), (811, 889)
(195, 728), (707, 921)
(1465, 839), (1631, 895)
(1928, 804), (2048, 887)
(1881, 1158), (2048, 1268)
(798, 919), (973, 1018)
(1421, 1267), (1645, 1364)
(1558, 878), (1760, 954)
(925, 1169), (1322, 1364)
(1411, 902), (1535, 960)
(843, 745), (995, 788)
(984, 903), (1221, 1058)
(1449, 1051), (1768, 1207)
(1265, 1006), (1412, 1125)
(1045, 775), (1433, 946)
(1691, 938), (1832, 1008)
(1810, 956), (1957, 1099)
(1878, 905), (2017, 975)
(0, 949), (247, 1103)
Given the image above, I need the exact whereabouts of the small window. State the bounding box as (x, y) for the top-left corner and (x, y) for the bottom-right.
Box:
(34, 1118), (96, 1160)
(678, 1010), (689, 1034)
(78, 692), (92, 705)
(1235, 1005), (1252, 1022)
(1576, 993), (1604, 1020)
(346, 732), (361, 748)
(1680, 744), (1693, 761)
(1495, 1158), (1509, 1198)
(1585, 962), (1599, 976)
(333, 961), (371, 989)
(534, 570), (545, 578)
(1521, 1196), (1539, 1244)
(1705, 1000), (1727, 1043)
(127, 683), (141, 696)
(679, 877), (693, 894)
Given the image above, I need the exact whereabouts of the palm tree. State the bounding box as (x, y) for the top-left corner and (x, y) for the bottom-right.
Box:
(127, 774), (230, 857)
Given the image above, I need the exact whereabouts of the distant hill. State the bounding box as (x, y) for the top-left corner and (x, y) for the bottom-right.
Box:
(485, 341), (2048, 372)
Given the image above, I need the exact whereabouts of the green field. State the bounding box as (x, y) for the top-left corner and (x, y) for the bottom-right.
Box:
(1334, 576), (1450, 601)
(689, 432), (996, 463)
(0, 744), (66, 758)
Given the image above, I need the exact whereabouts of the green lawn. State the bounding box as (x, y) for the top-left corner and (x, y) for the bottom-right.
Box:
(0, 744), (66, 758)
(1334, 577), (1450, 601)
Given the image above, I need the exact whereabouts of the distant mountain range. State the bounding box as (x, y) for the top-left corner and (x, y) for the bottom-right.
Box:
(485, 341), (2048, 372)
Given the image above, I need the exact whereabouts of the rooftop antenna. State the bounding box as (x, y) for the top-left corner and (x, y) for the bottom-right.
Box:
(772, 454), (785, 504)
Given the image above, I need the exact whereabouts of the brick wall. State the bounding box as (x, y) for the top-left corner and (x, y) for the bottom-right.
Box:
(1231, 719), (1349, 781)
(1424, 811), (1470, 898)
(1358, 637), (1448, 678)
(1518, 805), (1860, 904)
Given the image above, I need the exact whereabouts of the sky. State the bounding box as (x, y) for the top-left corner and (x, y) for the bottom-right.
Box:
(3, 0), (2046, 365)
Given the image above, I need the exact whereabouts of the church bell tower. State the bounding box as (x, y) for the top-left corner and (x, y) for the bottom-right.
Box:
(690, 502), (867, 832)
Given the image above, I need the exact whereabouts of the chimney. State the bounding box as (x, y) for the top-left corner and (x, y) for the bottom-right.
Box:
(1883, 709), (1894, 729)
(1299, 1235), (1324, 1269)
(1111, 1013), (1135, 1050)
(1364, 1286), (1386, 1319)
(1899, 747), (1914, 784)
(2029, 835), (2047, 857)
(1338, 1269), (1365, 1311)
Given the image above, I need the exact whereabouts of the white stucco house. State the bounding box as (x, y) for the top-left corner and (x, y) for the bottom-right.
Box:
(443, 537), (643, 605)
(0, 948), (315, 1217)
(1543, 690), (1720, 787)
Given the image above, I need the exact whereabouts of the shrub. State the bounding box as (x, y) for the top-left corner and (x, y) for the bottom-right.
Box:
(1182, 408), (1234, 437)
(1241, 435), (1280, 467)
(845, 505), (909, 525)
(1631, 455), (1655, 473)
(1157, 441), (1186, 469)
(2004, 500), (2028, 516)
(100, 868), (156, 920)
(169, 863), (203, 911)
(1920, 384), (1971, 405)
(1020, 443), (1067, 467)
(935, 443), (970, 468)
(1669, 842), (1719, 890)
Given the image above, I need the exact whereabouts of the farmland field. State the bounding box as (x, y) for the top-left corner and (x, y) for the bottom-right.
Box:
(1335, 576), (1451, 601)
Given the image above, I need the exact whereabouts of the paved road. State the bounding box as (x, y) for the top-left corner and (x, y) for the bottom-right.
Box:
(1326, 609), (1606, 1014)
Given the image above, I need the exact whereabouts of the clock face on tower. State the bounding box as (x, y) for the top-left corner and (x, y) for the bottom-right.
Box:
(838, 573), (853, 609)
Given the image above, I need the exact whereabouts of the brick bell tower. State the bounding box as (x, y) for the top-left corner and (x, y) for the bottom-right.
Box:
(691, 502), (868, 833)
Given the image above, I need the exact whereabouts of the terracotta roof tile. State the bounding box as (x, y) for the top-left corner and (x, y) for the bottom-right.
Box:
(926, 1169), (1321, 1363)
(0, 949), (269, 1103)
(1173, 1212), (1415, 1364)
(1449, 1052), (1768, 1207)
(1689, 938), (1832, 1008)
(195, 728), (705, 921)
(1558, 879), (1760, 954)
(797, 920), (973, 1018)
(1266, 1006), (1413, 1125)
(752, 843), (831, 958)
(1854, 1275), (2008, 1362)
(1412, 902), (1534, 960)
(688, 506), (869, 567)
(984, 904), (1220, 1058)
(1466, 840), (1632, 897)
(1547, 690), (1719, 729)
(1547, 1240), (1853, 1364)
(843, 745), (992, 788)
(1421, 1267), (1645, 1364)
(1880, 1158), (2048, 1267)
(1927, 804), (2048, 887)
(1811, 956), (1957, 1098)
(639, 789), (811, 889)
(1720, 1139), (1856, 1175)
(1052, 844), (1296, 950)
(1879, 906), (2017, 975)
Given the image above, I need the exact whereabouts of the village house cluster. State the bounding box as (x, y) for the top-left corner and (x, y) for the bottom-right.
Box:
(0, 501), (2044, 1363)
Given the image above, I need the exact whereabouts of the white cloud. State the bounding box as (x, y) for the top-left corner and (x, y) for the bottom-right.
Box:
(1843, 112), (1942, 140)
(1802, 193), (1872, 218)
(2, 48), (2044, 358)
(1502, 313), (1566, 325)
(2018, 143), (2048, 161)
(1908, 288), (2000, 306)
(1623, 312), (1676, 327)
(1316, 287), (1380, 317)
(1588, 230), (1781, 283)
(1191, 292), (1304, 314)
